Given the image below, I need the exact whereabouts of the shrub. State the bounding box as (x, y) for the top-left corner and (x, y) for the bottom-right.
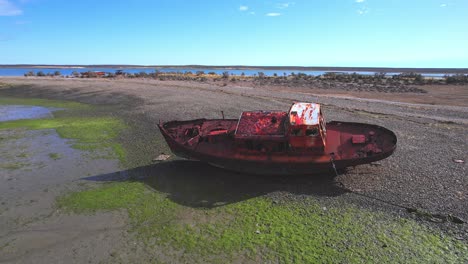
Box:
(445, 74), (468, 84)
(374, 72), (386, 79)
(149, 70), (160, 78)
(24, 71), (35, 77)
(414, 74), (424, 83)
(87, 71), (97, 78)
(297, 72), (307, 79)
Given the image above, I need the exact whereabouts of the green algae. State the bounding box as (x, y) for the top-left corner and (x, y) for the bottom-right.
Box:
(0, 162), (30, 170)
(0, 96), (127, 164)
(48, 153), (62, 160)
(0, 96), (90, 110)
(58, 181), (468, 263)
(0, 117), (126, 163)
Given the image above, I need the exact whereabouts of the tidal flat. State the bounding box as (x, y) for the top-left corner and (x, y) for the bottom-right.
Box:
(0, 78), (466, 263)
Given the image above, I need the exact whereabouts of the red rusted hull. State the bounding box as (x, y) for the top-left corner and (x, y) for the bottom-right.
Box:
(158, 119), (397, 175)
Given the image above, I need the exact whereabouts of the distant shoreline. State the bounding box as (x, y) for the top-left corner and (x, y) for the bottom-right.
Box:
(1, 65), (467, 74)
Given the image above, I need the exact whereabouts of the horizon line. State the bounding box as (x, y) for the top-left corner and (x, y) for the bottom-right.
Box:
(1, 64), (468, 71)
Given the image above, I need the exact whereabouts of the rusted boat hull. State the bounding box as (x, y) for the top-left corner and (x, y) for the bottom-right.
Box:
(158, 119), (397, 175)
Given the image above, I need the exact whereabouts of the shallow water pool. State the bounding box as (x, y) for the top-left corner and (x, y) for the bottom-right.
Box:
(0, 105), (55, 122)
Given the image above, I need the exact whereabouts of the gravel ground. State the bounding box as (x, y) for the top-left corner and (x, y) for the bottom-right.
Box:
(1, 77), (467, 242)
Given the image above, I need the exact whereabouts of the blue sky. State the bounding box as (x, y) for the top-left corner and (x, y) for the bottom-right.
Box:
(0, 0), (467, 67)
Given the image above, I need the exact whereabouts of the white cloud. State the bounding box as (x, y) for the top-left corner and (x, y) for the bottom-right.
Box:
(276, 2), (295, 9)
(440, 3), (447, 7)
(249, 11), (255, 15)
(356, 0), (365, 3)
(266, 13), (281, 17)
(357, 7), (369, 15)
(239, 5), (248, 11)
(0, 0), (22, 16)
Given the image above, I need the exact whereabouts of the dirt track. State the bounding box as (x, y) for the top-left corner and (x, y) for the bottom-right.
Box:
(0, 77), (467, 262)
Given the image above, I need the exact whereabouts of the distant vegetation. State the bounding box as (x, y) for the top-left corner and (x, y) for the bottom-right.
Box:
(23, 70), (468, 93)
(25, 70), (61, 77)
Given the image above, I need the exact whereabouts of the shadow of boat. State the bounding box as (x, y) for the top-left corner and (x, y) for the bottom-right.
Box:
(83, 160), (349, 208)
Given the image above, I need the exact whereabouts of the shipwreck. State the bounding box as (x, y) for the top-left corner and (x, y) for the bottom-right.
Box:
(158, 102), (397, 175)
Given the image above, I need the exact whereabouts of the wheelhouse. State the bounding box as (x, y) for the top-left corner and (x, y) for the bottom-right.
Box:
(233, 103), (326, 153)
(287, 103), (326, 150)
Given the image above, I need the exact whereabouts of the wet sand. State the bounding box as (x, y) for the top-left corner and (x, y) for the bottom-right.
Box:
(0, 77), (467, 262)
(0, 128), (123, 263)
